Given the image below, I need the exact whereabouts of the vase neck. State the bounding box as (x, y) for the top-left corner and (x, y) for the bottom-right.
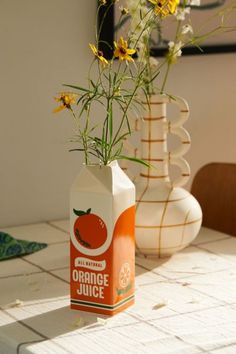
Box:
(140, 97), (169, 184)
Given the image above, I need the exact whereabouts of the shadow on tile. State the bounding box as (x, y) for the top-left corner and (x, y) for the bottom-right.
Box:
(1, 305), (102, 346)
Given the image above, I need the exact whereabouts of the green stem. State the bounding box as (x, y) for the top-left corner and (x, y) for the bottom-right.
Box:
(109, 69), (145, 159)
(104, 97), (111, 164)
(160, 19), (181, 93)
(161, 62), (171, 94)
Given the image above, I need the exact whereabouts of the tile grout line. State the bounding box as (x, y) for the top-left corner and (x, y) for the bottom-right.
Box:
(135, 262), (171, 281)
(138, 267), (231, 307)
(0, 307), (74, 354)
(192, 235), (231, 246)
(128, 302), (236, 327)
(2, 297), (235, 338)
(17, 339), (46, 354)
(0, 266), (69, 281)
(135, 259), (229, 285)
(136, 264), (235, 285)
(208, 340), (236, 352)
(48, 240), (69, 245)
(127, 311), (207, 353)
(152, 322), (207, 353)
(50, 318), (142, 339)
(46, 221), (69, 236)
(194, 243), (236, 266)
(134, 263), (232, 312)
(4, 296), (70, 309)
(21, 258), (70, 284)
(0, 306), (47, 340)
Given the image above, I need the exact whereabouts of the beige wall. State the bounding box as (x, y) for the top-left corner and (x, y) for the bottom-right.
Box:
(0, 0), (235, 227)
(166, 53), (236, 189)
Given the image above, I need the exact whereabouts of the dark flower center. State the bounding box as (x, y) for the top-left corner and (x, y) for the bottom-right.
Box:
(119, 47), (127, 55)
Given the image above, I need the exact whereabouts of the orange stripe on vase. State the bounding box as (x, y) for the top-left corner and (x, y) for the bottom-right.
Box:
(136, 217), (202, 229)
(141, 139), (166, 143)
(141, 101), (163, 105)
(141, 158), (164, 162)
(140, 173), (168, 179)
(143, 117), (165, 121)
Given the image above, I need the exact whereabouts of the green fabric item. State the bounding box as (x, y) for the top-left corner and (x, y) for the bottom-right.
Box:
(0, 231), (47, 261)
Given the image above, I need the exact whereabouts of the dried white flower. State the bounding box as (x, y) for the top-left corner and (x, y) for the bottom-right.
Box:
(187, 0), (201, 6)
(4, 299), (24, 309)
(168, 41), (183, 59)
(181, 281), (191, 286)
(181, 24), (193, 35)
(175, 7), (191, 21)
(72, 317), (85, 328)
(97, 317), (108, 325)
(153, 299), (168, 310)
(188, 297), (201, 304)
(149, 56), (159, 68)
(126, 0), (151, 58)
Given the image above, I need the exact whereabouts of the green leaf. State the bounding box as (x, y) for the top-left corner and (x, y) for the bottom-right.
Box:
(89, 80), (97, 89)
(63, 84), (91, 93)
(108, 109), (113, 143)
(73, 209), (87, 216)
(86, 208), (91, 214)
(141, 88), (151, 109)
(117, 156), (151, 168)
(69, 149), (85, 152)
(114, 143), (123, 157)
(114, 15), (130, 32)
(113, 132), (130, 146)
(77, 93), (89, 105)
(125, 114), (131, 135)
(148, 71), (160, 84)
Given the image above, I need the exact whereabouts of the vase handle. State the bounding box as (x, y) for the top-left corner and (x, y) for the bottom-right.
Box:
(119, 117), (140, 181)
(164, 96), (191, 187)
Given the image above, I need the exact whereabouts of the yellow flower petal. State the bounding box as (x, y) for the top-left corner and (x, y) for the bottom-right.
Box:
(113, 37), (136, 62)
(53, 92), (77, 113)
(148, 0), (179, 17)
(89, 43), (97, 56)
(89, 43), (108, 66)
(53, 105), (65, 113)
(127, 49), (136, 55)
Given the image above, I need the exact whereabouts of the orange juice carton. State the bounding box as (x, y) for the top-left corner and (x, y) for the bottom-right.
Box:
(70, 161), (135, 315)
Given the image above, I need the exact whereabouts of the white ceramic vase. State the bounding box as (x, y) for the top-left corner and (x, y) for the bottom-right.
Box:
(122, 94), (202, 257)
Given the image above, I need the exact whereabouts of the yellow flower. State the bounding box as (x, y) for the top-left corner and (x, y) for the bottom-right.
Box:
(114, 37), (136, 62)
(89, 44), (108, 66)
(53, 93), (76, 113)
(148, 0), (179, 18)
(99, 0), (107, 5)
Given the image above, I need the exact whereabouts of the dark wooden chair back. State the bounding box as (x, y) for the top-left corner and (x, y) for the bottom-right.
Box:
(191, 163), (236, 236)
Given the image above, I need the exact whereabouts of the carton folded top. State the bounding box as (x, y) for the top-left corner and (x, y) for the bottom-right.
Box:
(72, 161), (134, 196)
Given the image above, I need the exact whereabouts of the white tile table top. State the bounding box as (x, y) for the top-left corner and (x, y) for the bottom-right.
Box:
(0, 223), (236, 354)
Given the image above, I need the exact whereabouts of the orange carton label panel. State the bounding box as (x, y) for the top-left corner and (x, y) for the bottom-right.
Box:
(70, 205), (135, 315)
